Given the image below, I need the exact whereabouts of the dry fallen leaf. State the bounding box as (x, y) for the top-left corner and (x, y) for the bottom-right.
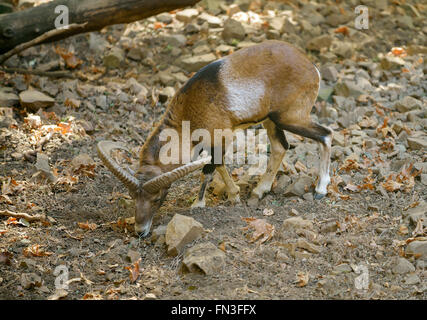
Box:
(77, 221), (97, 231)
(124, 258), (142, 283)
(55, 46), (83, 69)
(23, 244), (53, 257)
(241, 217), (275, 244)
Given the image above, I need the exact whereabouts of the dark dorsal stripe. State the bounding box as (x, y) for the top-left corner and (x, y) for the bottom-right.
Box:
(180, 59), (223, 94)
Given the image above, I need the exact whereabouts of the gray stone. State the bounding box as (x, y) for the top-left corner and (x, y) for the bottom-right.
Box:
(161, 34), (187, 47)
(176, 8), (199, 23)
(103, 47), (124, 69)
(405, 241), (427, 258)
(126, 249), (141, 263)
(272, 174), (291, 194)
(165, 214), (204, 256)
(19, 90), (55, 111)
(181, 53), (217, 72)
(198, 13), (222, 27)
(181, 242), (226, 275)
(404, 273), (420, 285)
(269, 16), (285, 32)
(402, 202), (427, 227)
(306, 35), (333, 51)
(407, 137), (427, 150)
(332, 263), (352, 275)
(284, 175), (314, 197)
(222, 19), (245, 43)
(320, 65), (338, 82)
(392, 257), (415, 274)
(334, 80), (364, 98)
(21, 273), (42, 289)
(156, 12), (173, 24)
(282, 216), (314, 232)
(394, 96), (423, 113)
(0, 89), (19, 107)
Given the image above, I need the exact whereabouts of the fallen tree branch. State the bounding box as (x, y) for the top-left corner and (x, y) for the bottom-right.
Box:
(0, 209), (47, 223)
(0, 0), (201, 55)
(0, 23), (87, 65)
(0, 67), (74, 78)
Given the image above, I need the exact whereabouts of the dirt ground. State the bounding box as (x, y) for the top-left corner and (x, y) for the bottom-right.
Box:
(0, 0), (426, 300)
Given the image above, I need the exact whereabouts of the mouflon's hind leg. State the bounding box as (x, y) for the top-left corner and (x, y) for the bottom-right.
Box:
(270, 119), (333, 200)
(250, 119), (288, 200)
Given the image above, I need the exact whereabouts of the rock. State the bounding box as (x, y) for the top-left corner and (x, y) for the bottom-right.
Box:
(222, 19), (245, 43)
(176, 8), (199, 23)
(0, 89), (19, 107)
(318, 87), (334, 101)
(158, 72), (175, 86)
(21, 273), (42, 289)
(143, 293), (157, 300)
(77, 119), (94, 135)
(405, 241), (427, 258)
(396, 15), (413, 29)
(19, 90), (54, 111)
(269, 16), (285, 32)
(283, 175), (313, 197)
(282, 217), (314, 232)
(331, 263), (352, 275)
(334, 80), (363, 98)
(404, 273), (420, 285)
(126, 249), (141, 263)
(306, 35), (333, 51)
(161, 34), (187, 47)
(184, 23), (200, 34)
(88, 33), (108, 54)
(392, 257), (415, 274)
(266, 29), (280, 40)
(156, 12), (173, 24)
(151, 225), (167, 242)
(181, 53), (217, 72)
(165, 214), (204, 256)
(320, 65), (338, 82)
(95, 95), (108, 109)
(407, 137), (427, 150)
(127, 47), (146, 61)
(296, 239), (321, 254)
(103, 47), (124, 69)
(380, 55), (405, 70)
(320, 221), (338, 233)
(272, 174), (291, 194)
(394, 96), (423, 113)
(198, 13), (222, 27)
(181, 242), (225, 275)
(71, 153), (95, 170)
(125, 78), (147, 96)
(330, 41), (353, 58)
(35, 153), (56, 182)
(158, 87), (176, 103)
(402, 202), (427, 227)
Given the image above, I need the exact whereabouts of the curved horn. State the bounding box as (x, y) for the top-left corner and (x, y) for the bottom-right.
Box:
(97, 140), (139, 191)
(142, 155), (212, 193)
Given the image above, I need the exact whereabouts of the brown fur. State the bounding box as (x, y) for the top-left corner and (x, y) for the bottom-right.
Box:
(139, 40), (319, 170)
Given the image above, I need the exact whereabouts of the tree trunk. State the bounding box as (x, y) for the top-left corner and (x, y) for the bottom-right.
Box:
(0, 0), (201, 55)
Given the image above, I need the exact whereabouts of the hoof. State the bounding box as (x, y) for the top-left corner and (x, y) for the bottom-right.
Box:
(314, 192), (326, 200)
(228, 194), (241, 204)
(191, 200), (206, 208)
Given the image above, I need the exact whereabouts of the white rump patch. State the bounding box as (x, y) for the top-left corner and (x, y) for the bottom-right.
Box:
(224, 76), (265, 120)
